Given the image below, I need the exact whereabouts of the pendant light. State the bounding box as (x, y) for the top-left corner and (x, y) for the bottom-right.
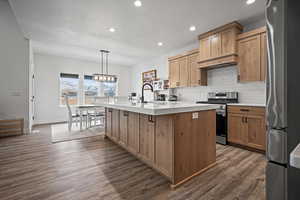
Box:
(93, 50), (117, 83)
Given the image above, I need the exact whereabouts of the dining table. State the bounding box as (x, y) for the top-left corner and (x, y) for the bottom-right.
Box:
(76, 105), (104, 131)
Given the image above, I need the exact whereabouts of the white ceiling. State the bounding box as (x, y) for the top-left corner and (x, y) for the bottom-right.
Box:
(9, 0), (265, 67)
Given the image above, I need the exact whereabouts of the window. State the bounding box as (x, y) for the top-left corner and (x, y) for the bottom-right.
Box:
(84, 75), (118, 103)
(101, 82), (117, 97)
(60, 73), (79, 105)
(60, 73), (118, 106)
(84, 75), (99, 104)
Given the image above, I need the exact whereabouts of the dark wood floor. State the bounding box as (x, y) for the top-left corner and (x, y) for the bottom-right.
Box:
(0, 125), (266, 200)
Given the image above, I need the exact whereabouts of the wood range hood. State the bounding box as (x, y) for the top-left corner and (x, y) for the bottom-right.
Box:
(197, 21), (243, 69)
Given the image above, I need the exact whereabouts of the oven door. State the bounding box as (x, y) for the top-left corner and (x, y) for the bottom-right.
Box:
(216, 109), (227, 145)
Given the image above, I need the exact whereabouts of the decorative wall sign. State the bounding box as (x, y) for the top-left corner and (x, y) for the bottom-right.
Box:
(142, 70), (157, 89)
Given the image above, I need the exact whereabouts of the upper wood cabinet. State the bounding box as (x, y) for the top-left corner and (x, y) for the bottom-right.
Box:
(169, 49), (207, 88)
(237, 27), (267, 82)
(169, 59), (180, 88)
(198, 22), (243, 69)
(189, 53), (207, 86)
(178, 57), (189, 87)
(260, 32), (267, 81)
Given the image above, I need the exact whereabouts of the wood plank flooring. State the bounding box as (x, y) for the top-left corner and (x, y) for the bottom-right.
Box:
(0, 125), (266, 200)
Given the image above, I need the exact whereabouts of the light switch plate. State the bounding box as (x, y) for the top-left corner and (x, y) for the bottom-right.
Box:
(192, 112), (199, 119)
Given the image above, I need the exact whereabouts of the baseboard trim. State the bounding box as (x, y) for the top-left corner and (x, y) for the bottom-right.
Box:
(33, 121), (67, 127)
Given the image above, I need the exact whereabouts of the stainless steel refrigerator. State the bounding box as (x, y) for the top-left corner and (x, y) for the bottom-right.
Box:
(266, 0), (300, 199)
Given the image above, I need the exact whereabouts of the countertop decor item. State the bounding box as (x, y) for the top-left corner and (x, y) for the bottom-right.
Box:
(93, 50), (117, 83)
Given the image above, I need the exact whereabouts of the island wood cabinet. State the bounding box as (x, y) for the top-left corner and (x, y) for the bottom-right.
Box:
(198, 22), (243, 69)
(169, 49), (207, 88)
(111, 109), (120, 142)
(139, 114), (155, 163)
(228, 106), (266, 151)
(127, 112), (140, 154)
(119, 110), (128, 147)
(105, 108), (113, 138)
(237, 27), (267, 82)
(105, 108), (216, 187)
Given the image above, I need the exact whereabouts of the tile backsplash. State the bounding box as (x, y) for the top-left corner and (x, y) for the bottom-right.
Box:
(175, 66), (266, 104)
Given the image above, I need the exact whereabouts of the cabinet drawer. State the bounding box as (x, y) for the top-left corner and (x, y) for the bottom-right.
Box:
(228, 106), (265, 116)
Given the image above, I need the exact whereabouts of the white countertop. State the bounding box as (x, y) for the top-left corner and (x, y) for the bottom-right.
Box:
(227, 103), (266, 107)
(96, 101), (219, 115)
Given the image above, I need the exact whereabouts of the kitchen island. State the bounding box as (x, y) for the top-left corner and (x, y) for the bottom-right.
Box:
(97, 101), (218, 188)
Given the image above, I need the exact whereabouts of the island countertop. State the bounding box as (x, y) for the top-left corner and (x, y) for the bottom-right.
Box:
(96, 101), (219, 115)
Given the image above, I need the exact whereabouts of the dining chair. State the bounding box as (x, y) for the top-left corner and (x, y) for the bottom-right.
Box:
(88, 107), (105, 128)
(65, 95), (87, 131)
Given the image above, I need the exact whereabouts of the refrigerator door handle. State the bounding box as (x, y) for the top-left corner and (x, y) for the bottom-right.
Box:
(266, 0), (287, 129)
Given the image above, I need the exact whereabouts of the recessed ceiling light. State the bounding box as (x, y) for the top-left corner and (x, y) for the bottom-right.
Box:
(157, 42), (163, 46)
(246, 0), (256, 5)
(189, 26), (196, 32)
(134, 0), (142, 7)
(109, 28), (115, 32)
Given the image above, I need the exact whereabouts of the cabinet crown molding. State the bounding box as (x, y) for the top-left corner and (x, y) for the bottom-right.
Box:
(237, 26), (267, 40)
(198, 21), (243, 40)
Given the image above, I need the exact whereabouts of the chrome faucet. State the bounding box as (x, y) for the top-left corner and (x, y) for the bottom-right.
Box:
(141, 83), (153, 103)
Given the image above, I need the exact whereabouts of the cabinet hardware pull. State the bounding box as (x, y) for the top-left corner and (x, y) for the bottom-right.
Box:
(245, 117), (248, 123)
(240, 109), (250, 112)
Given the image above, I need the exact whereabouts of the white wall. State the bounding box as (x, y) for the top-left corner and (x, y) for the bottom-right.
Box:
(0, 0), (29, 130)
(34, 53), (131, 124)
(131, 21), (266, 104)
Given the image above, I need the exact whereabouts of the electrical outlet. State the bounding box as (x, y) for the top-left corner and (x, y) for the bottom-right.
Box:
(192, 112), (199, 119)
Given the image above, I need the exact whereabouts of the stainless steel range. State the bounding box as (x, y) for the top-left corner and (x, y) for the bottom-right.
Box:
(196, 92), (238, 145)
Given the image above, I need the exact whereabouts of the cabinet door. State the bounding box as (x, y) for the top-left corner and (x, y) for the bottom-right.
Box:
(210, 33), (221, 59)
(260, 33), (267, 81)
(228, 113), (247, 145)
(189, 54), (199, 86)
(174, 111), (216, 183)
(119, 110), (128, 147)
(238, 35), (261, 82)
(189, 54), (208, 86)
(155, 115), (173, 178)
(105, 108), (112, 138)
(128, 112), (140, 154)
(139, 114), (155, 163)
(246, 115), (266, 151)
(174, 113), (192, 183)
(199, 37), (211, 61)
(179, 57), (189, 87)
(111, 109), (120, 142)
(221, 29), (236, 56)
(169, 59), (180, 88)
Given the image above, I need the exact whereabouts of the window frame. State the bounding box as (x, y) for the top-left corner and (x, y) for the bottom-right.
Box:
(59, 73), (80, 106)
